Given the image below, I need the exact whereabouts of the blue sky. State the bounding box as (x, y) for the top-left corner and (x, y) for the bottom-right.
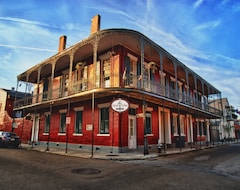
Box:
(0, 0), (239, 111)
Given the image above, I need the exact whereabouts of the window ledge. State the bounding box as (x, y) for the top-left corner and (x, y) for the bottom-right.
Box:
(73, 133), (83, 136)
(97, 134), (110, 137)
(146, 134), (154, 136)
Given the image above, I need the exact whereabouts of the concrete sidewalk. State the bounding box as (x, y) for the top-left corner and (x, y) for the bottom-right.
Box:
(20, 143), (227, 161)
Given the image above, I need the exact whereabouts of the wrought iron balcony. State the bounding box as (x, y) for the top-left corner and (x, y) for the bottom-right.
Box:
(14, 73), (222, 116)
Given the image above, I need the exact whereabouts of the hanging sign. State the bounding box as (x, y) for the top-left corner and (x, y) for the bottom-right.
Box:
(111, 98), (129, 113)
(66, 117), (71, 124)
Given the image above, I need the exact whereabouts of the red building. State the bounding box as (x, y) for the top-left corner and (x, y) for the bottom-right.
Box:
(0, 88), (32, 142)
(14, 15), (223, 153)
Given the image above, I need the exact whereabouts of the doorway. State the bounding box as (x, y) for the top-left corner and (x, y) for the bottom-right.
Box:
(128, 115), (137, 149)
(31, 114), (40, 144)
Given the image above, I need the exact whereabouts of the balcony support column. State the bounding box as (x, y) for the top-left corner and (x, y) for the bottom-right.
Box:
(50, 60), (56, 99)
(159, 52), (164, 95)
(194, 77), (197, 106)
(185, 70), (189, 99)
(140, 37), (144, 89)
(92, 36), (99, 89)
(174, 61), (178, 100)
(68, 53), (74, 94)
(36, 67), (41, 103)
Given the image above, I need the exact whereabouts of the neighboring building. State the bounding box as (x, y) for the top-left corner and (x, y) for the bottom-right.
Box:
(209, 98), (238, 142)
(14, 15), (223, 153)
(0, 88), (15, 123)
(234, 119), (240, 140)
(0, 87), (27, 125)
(0, 88), (32, 141)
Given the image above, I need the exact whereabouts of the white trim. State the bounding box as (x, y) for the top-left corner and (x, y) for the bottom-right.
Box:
(98, 102), (111, 108)
(158, 106), (171, 144)
(73, 133), (83, 136)
(178, 81), (183, 86)
(97, 134), (110, 137)
(44, 111), (50, 116)
(59, 109), (67, 113)
(127, 53), (138, 62)
(129, 103), (139, 109)
(170, 76), (176, 81)
(74, 106), (84, 111)
(146, 107), (153, 112)
(159, 71), (166, 77)
(146, 134), (154, 137)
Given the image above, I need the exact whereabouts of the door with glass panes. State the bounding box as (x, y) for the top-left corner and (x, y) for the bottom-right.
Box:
(128, 115), (137, 149)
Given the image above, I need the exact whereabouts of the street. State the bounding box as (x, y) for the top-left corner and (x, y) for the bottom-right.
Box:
(0, 144), (240, 190)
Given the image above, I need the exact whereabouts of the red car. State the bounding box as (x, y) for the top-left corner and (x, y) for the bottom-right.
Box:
(0, 131), (21, 148)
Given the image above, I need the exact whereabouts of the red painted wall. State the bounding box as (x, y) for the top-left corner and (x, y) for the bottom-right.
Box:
(0, 111), (32, 143)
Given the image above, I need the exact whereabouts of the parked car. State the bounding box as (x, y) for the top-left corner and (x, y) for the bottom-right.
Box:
(0, 131), (21, 148)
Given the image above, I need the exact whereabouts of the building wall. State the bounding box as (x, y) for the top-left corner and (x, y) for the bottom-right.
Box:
(0, 89), (7, 124)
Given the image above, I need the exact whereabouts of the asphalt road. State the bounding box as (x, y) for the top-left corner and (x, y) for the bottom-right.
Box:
(0, 143), (240, 190)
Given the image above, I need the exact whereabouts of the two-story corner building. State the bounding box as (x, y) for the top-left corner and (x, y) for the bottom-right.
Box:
(14, 15), (223, 153)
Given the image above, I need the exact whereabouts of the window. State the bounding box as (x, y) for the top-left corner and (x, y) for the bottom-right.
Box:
(198, 121), (207, 136)
(44, 113), (50, 133)
(42, 78), (49, 100)
(103, 59), (111, 87)
(145, 111), (152, 134)
(75, 110), (82, 134)
(172, 114), (178, 135)
(99, 107), (109, 134)
(124, 54), (138, 87)
(59, 112), (66, 133)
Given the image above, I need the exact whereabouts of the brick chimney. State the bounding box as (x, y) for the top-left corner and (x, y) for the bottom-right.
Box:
(58, 35), (67, 53)
(91, 14), (101, 35)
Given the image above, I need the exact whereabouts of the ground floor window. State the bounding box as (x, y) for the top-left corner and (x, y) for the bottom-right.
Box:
(198, 121), (207, 136)
(59, 112), (66, 133)
(145, 111), (152, 134)
(75, 110), (82, 134)
(44, 113), (50, 133)
(99, 107), (109, 134)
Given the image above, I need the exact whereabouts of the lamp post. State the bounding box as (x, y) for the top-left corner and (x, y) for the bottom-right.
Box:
(143, 97), (149, 155)
(46, 101), (53, 151)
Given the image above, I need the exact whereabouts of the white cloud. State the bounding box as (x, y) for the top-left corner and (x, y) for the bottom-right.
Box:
(0, 52), (12, 65)
(194, 20), (222, 31)
(0, 44), (56, 52)
(193, 0), (204, 9)
(0, 16), (58, 29)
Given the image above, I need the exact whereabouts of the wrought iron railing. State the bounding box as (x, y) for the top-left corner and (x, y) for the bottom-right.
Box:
(14, 73), (222, 116)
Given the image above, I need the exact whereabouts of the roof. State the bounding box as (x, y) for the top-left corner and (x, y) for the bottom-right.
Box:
(0, 88), (31, 100)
